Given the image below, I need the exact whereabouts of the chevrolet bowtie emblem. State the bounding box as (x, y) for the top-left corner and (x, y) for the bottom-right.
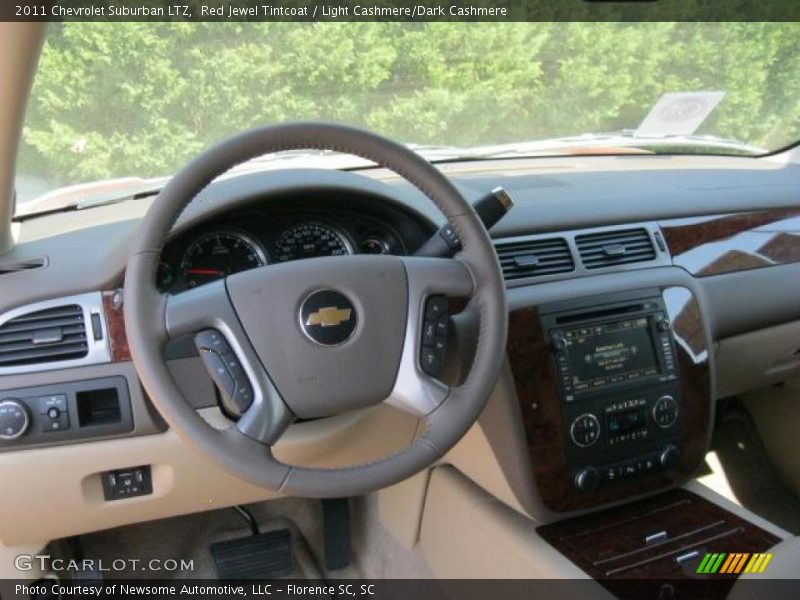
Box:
(305, 306), (352, 328)
(300, 290), (357, 346)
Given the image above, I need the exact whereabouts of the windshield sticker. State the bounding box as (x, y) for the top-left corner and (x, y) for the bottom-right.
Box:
(636, 91), (725, 137)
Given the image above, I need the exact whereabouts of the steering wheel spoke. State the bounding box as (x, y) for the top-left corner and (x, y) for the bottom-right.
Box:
(385, 256), (474, 417)
(164, 279), (295, 445)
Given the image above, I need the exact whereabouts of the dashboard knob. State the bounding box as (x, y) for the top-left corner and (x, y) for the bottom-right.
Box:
(570, 413), (600, 447)
(656, 317), (671, 332)
(0, 399), (30, 441)
(550, 332), (567, 352)
(574, 467), (600, 494)
(659, 445), (680, 470)
(653, 395), (679, 428)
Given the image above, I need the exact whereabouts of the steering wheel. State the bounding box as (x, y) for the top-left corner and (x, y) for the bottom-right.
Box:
(124, 122), (507, 497)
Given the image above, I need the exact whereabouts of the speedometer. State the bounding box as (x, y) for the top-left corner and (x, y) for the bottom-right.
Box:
(274, 223), (353, 262)
(180, 230), (267, 288)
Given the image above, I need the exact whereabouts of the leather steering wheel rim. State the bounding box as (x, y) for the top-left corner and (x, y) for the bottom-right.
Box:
(124, 122), (507, 497)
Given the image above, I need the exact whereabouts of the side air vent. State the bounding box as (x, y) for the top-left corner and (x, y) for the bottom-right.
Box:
(494, 237), (575, 281)
(576, 228), (656, 270)
(0, 304), (89, 367)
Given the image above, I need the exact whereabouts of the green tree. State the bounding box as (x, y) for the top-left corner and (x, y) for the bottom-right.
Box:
(18, 22), (800, 190)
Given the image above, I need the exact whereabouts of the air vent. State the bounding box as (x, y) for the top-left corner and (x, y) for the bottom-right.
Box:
(494, 237), (575, 281)
(576, 228), (656, 270)
(0, 304), (88, 367)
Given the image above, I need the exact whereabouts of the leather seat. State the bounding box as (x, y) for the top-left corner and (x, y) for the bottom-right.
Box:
(728, 537), (800, 599)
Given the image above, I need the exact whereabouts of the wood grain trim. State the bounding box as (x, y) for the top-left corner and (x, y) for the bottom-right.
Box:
(102, 290), (131, 362)
(507, 287), (711, 512)
(538, 489), (779, 595)
(660, 208), (800, 276)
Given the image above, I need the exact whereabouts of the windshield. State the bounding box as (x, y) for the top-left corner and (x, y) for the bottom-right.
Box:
(15, 22), (800, 213)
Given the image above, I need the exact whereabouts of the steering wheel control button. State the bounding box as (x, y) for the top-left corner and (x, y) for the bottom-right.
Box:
(420, 347), (443, 377)
(194, 329), (228, 353)
(424, 296), (449, 320)
(0, 399), (30, 440)
(195, 330), (255, 419)
(570, 413), (600, 447)
(420, 295), (449, 377)
(102, 465), (152, 501)
(299, 290), (357, 346)
(422, 321), (438, 345)
(653, 395), (679, 428)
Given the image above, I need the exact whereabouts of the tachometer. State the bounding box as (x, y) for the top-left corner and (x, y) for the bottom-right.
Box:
(274, 223), (353, 262)
(180, 231), (267, 288)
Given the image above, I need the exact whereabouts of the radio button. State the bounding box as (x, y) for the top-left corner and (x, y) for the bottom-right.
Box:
(653, 395), (679, 428)
(621, 463), (639, 479)
(603, 465), (620, 483)
(641, 455), (658, 473)
(570, 413), (600, 447)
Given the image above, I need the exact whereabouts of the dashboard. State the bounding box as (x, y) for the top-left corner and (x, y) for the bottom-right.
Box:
(2, 154), (800, 545)
(156, 193), (433, 294)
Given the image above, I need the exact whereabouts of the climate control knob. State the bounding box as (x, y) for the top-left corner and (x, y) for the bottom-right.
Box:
(653, 395), (679, 428)
(659, 445), (680, 469)
(0, 399), (30, 440)
(570, 413), (600, 447)
(574, 467), (600, 494)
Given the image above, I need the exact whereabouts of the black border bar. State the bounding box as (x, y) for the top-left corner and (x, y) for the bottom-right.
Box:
(2, 0), (800, 22)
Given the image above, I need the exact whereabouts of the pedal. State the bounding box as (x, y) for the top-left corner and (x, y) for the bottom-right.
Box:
(322, 498), (351, 571)
(210, 528), (294, 580)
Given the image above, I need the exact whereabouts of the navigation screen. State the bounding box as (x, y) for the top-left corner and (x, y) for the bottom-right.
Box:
(564, 317), (659, 391)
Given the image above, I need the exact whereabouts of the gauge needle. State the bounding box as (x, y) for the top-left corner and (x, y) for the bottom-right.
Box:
(185, 268), (223, 276)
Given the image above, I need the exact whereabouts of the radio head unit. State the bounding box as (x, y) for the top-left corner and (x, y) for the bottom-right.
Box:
(549, 307), (677, 402)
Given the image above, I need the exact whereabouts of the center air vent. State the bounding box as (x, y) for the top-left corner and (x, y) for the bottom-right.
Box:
(576, 228), (656, 270)
(0, 304), (88, 367)
(494, 237), (575, 281)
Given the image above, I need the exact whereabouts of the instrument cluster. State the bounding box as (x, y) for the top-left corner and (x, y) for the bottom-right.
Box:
(157, 208), (409, 293)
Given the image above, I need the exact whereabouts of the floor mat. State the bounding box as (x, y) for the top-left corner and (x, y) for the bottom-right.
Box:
(705, 398), (800, 535)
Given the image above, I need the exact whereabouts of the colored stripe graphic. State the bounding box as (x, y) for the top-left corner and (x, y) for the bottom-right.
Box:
(721, 553), (750, 574)
(733, 553), (750, 574)
(696, 553), (712, 573)
(758, 554), (773, 572)
(710, 553), (726, 573)
(697, 553), (726, 574)
(694, 552), (776, 575)
(719, 554), (735, 574)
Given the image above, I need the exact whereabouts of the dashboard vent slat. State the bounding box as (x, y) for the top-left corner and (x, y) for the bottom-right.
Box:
(0, 304), (89, 367)
(494, 237), (575, 281)
(576, 228), (656, 270)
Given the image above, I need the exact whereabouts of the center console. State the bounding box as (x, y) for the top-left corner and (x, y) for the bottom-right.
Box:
(540, 292), (683, 495)
(507, 286), (711, 512)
